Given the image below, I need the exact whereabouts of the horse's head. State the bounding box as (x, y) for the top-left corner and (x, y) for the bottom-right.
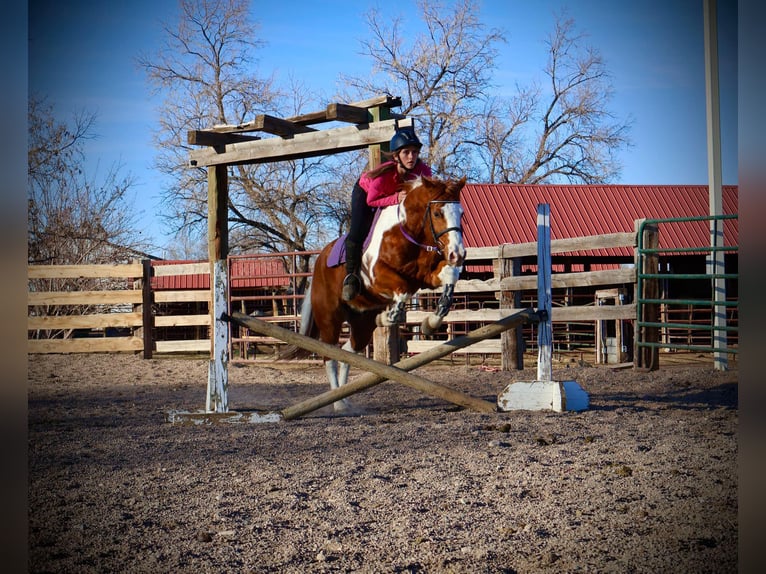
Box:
(400, 176), (467, 268)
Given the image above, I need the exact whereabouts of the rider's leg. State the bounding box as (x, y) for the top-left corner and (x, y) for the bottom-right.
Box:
(342, 182), (372, 301)
(342, 238), (362, 301)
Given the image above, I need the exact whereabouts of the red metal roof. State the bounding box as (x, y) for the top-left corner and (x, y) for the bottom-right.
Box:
(151, 260), (208, 290)
(461, 184), (738, 257)
(151, 258), (291, 290)
(230, 258), (291, 289)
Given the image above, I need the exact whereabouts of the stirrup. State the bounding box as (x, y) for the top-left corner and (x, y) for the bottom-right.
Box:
(341, 273), (361, 301)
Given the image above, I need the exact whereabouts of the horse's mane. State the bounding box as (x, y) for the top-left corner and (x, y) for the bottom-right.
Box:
(400, 175), (466, 203)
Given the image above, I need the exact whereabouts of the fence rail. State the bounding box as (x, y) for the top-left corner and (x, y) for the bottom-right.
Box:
(27, 262), (212, 355)
(28, 218), (739, 369)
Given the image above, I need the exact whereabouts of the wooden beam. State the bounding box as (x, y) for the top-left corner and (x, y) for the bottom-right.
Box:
(206, 115), (317, 137)
(187, 131), (261, 146)
(326, 103), (371, 123)
(156, 339), (211, 353)
(153, 290), (210, 303)
(493, 232), (637, 259)
(196, 95), (403, 135)
(254, 114), (317, 137)
(28, 337), (144, 354)
(152, 262), (209, 276)
(27, 312), (144, 330)
(283, 99), (403, 127)
(346, 94), (402, 110)
(189, 117), (412, 167)
(154, 314), (211, 327)
(498, 268), (636, 291)
(28, 290), (144, 306)
(28, 263), (143, 279)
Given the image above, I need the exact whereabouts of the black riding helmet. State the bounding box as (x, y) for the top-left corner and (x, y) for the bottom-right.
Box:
(390, 128), (423, 152)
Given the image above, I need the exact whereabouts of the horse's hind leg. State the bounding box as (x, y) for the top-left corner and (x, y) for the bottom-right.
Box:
(324, 357), (352, 412)
(324, 338), (359, 412)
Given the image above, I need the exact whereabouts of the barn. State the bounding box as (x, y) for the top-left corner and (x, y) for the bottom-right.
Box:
(457, 183), (739, 358)
(461, 183), (737, 264)
(145, 184), (738, 362)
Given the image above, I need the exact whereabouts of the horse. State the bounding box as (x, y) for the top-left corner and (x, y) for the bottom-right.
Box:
(297, 175), (467, 412)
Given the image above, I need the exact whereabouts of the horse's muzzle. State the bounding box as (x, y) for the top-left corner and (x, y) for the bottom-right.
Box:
(448, 245), (466, 267)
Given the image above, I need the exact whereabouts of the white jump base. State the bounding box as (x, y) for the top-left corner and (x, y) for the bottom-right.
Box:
(497, 380), (589, 412)
(496, 204), (589, 413)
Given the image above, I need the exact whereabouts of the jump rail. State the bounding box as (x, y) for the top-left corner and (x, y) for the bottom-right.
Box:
(225, 308), (541, 420)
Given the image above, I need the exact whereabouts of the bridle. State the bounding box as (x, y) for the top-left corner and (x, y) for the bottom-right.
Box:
(398, 200), (463, 253)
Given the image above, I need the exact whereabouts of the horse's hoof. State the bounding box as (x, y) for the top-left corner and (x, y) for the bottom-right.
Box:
(333, 399), (352, 412)
(420, 316), (442, 336)
(333, 400), (364, 416)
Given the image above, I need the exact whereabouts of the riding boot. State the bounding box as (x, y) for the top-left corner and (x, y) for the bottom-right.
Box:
(342, 239), (362, 301)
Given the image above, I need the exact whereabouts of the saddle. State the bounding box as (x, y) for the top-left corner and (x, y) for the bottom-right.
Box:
(326, 209), (383, 268)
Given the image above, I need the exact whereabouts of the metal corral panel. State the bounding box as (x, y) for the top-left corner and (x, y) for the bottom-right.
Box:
(461, 184), (738, 256)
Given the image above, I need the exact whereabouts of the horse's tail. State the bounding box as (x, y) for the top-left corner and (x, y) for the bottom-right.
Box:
(277, 283), (315, 360)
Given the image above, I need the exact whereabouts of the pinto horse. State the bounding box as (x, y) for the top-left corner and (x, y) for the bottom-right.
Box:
(299, 175), (467, 411)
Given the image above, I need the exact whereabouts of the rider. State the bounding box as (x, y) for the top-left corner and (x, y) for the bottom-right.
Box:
(342, 127), (432, 301)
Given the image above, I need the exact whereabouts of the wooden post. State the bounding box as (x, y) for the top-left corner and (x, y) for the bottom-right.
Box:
(207, 164), (230, 412)
(141, 259), (154, 359)
(369, 105), (400, 365)
(498, 248), (523, 370)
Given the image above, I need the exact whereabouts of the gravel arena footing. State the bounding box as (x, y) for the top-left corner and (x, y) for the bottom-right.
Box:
(29, 353), (737, 573)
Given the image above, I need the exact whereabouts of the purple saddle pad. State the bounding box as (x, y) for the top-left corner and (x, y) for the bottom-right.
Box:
(326, 209), (383, 268)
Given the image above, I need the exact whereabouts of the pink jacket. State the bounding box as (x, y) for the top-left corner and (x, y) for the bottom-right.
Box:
(359, 161), (433, 207)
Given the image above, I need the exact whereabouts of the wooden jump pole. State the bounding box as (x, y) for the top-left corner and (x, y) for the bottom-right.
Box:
(227, 308), (539, 419)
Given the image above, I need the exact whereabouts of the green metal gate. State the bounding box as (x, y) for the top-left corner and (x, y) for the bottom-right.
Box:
(635, 214), (738, 369)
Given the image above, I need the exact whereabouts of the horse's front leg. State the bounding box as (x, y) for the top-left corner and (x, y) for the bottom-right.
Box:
(376, 292), (409, 327)
(421, 264), (462, 336)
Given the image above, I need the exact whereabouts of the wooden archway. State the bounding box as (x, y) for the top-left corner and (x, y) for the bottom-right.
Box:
(187, 95), (411, 412)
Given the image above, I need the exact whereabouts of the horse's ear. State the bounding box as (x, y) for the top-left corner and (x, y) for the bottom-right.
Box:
(447, 176), (467, 195)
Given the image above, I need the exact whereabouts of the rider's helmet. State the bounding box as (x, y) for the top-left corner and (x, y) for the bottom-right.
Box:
(390, 128), (423, 153)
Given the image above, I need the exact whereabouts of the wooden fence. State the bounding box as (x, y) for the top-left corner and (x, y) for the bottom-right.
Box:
(28, 261), (211, 355)
(27, 225), (649, 365)
(402, 229), (640, 367)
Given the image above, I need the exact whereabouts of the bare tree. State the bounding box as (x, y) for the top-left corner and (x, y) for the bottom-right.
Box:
(346, 2), (630, 184)
(27, 96), (150, 265)
(345, 0), (504, 180)
(473, 13), (631, 184)
(28, 95), (152, 338)
(139, 0), (342, 258)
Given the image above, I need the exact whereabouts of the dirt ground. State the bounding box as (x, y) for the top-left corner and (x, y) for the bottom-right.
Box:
(28, 352), (737, 573)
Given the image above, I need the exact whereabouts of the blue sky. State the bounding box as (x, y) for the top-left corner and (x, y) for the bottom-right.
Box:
(28, 0), (737, 252)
